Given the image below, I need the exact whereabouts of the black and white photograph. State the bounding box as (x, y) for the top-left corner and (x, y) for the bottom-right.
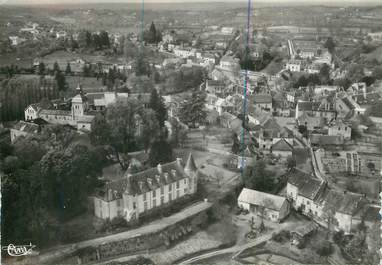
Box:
(0, 0), (381, 264)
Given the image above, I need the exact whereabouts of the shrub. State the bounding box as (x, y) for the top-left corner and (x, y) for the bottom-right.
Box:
(271, 230), (290, 243)
(314, 240), (333, 257)
(110, 216), (128, 229)
(333, 230), (345, 246)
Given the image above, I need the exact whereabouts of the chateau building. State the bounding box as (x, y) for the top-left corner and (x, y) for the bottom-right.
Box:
(94, 153), (199, 222)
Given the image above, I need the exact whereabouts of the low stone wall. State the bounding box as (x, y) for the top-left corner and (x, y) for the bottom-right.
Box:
(74, 205), (210, 264)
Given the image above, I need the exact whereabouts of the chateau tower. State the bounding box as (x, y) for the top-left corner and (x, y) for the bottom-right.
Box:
(184, 153), (198, 194)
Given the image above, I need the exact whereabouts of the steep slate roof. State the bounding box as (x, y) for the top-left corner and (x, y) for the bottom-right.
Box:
(287, 168), (323, 200)
(238, 188), (287, 211)
(272, 138), (293, 152)
(97, 155), (197, 201)
(185, 153), (197, 172)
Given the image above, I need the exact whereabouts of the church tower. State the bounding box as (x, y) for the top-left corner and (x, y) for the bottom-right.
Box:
(184, 153), (198, 194)
(72, 84), (86, 120)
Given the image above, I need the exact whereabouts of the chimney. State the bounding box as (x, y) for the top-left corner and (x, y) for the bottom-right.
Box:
(155, 174), (161, 184)
(108, 189), (113, 200)
(164, 172), (169, 182)
(363, 84), (366, 100)
(138, 181), (144, 191)
(157, 163), (163, 174)
(147, 178), (153, 186)
(176, 157), (183, 166)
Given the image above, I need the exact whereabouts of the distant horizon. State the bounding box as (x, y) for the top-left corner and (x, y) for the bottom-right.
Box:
(3, 0), (382, 7)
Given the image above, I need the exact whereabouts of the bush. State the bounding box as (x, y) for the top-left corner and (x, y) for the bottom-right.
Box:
(271, 230), (290, 243)
(333, 230), (345, 246)
(110, 216), (128, 229)
(314, 240), (333, 257)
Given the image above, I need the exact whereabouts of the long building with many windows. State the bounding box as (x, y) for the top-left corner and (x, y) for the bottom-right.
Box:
(94, 153), (198, 222)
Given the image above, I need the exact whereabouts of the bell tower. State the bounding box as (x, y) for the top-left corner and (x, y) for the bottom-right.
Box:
(72, 84), (85, 120)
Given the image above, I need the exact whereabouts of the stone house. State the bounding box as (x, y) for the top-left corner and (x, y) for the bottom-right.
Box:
(238, 188), (290, 222)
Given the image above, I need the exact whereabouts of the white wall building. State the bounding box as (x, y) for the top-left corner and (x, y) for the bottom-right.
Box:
(94, 153), (199, 222)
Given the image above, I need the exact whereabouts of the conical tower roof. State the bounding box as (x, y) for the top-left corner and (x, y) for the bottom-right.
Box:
(185, 153), (197, 172)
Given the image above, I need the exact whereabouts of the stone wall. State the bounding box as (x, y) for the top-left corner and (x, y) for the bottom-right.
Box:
(74, 208), (209, 264)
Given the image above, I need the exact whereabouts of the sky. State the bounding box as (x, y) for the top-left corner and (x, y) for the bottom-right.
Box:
(4, 0), (382, 5)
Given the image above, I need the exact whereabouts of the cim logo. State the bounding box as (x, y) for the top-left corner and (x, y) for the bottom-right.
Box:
(2, 243), (36, 257)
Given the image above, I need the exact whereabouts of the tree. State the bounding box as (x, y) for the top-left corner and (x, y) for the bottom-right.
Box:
(138, 109), (160, 152)
(148, 138), (173, 167)
(333, 78), (352, 90)
(347, 63), (364, 83)
(313, 239), (333, 257)
(65, 63), (72, 75)
(40, 144), (104, 215)
(82, 64), (90, 77)
(372, 66), (382, 80)
(149, 88), (167, 129)
(53, 61), (60, 76)
(90, 114), (111, 146)
(243, 160), (274, 192)
(135, 53), (149, 76)
(319, 63), (331, 84)
(144, 22), (162, 44)
(105, 99), (139, 153)
(298, 125), (308, 138)
(99, 30), (110, 48)
(55, 72), (67, 91)
(367, 162), (375, 172)
(286, 155), (296, 170)
(324, 37), (336, 53)
(231, 133), (240, 154)
(179, 90), (207, 127)
(38, 62), (45, 76)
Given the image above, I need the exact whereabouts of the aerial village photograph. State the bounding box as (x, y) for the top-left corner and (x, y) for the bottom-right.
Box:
(0, 0), (381, 264)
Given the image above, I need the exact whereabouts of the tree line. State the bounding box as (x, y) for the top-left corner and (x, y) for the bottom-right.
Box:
(0, 77), (59, 121)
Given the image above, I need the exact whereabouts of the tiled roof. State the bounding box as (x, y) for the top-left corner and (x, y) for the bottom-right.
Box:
(341, 97), (356, 110)
(40, 109), (71, 116)
(291, 222), (318, 237)
(12, 121), (40, 134)
(297, 101), (320, 111)
(310, 135), (344, 146)
(317, 188), (365, 215)
(238, 188), (287, 211)
(287, 168), (322, 200)
(253, 94), (272, 104)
